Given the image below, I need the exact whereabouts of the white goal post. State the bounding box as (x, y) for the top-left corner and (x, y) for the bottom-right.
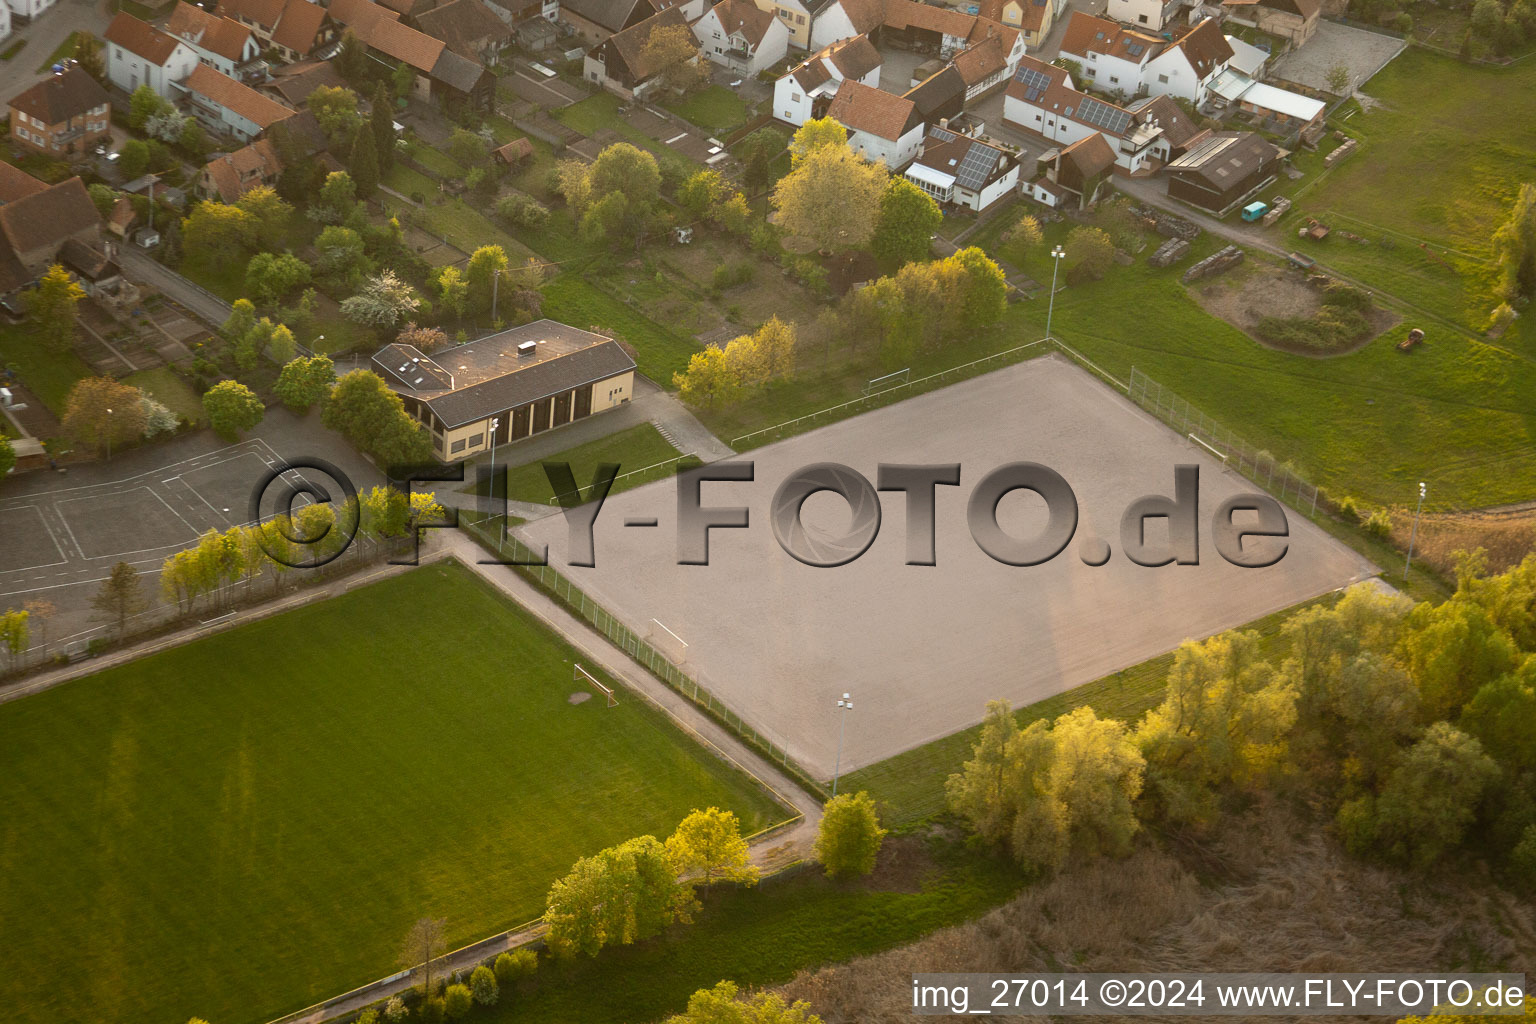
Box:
(574, 663), (618, 707)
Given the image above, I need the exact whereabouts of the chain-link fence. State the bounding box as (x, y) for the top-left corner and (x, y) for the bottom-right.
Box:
(459, 510), (829, 798)
(1128, 367), (1324, 518)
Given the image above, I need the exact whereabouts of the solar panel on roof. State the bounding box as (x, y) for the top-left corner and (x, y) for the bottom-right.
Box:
(1075, 95), (1132, 134)
(1013, 64), (1053, 102)
(1125, 41), (1144, 56)
(953, 140), (998, 190)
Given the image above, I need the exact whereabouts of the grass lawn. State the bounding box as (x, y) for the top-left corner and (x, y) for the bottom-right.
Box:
(124, 366), (204, 424)
(34, 30), (85, 73)
(841, 591), (1339, 825)
(554, 93), (700, 181)
(383, 161), (439, 199)
(390, 195), (538, 264)
(488, 422), (691, 504)
(181, 254), (248, 304)
(0, 561), (786, 1024)
(1278, 47), (1536, 359)
(541, 272), (701, 384)
(406, 144), (466, 180)
(0, 38), (25, 60)
(0, 323), (92, 415)
(662, 86), (750, 134)
(475, 840), (1023, 1024)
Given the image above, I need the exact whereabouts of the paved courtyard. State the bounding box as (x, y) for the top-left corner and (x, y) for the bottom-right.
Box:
(1271, 20), (1407, 93)
(518, 356), (1377, 779)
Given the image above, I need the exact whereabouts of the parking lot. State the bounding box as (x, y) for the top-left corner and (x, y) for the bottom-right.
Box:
(1271, 20), (1407, 93)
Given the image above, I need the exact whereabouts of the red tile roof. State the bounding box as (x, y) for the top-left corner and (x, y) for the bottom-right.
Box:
(360, 16), (447, 72)
(1167, 17), (1233, 78)
(826, 78), (920, 142)
(951, 33), (1006, 86)
(219, 0), (284, 30)
(1059, 131), (1115, 179)
(184, 64), (296, 128)
(167, 2), (256, 61)
(0, 162), (46, 204)
(104, 12), (186, 64)
(272, 0), (330, 54)
(705, 0), (777, 46)
(0, 177), (100, 257)
(1059, 10), (1162, 63)
(7, 67), (110, 125)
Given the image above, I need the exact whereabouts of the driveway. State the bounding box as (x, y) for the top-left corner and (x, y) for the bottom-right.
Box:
(118, 246), (232, 328)
(0, 0), (113, 99)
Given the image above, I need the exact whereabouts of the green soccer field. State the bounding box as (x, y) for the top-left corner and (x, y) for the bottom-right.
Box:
(0, 561), (788, 1024)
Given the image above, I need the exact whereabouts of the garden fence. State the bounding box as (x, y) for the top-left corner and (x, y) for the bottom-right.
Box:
(1127, 367), (1323, 518)
(544, 452), (700, 505)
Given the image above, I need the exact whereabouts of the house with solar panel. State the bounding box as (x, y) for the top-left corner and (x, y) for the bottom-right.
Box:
(903, 126), (1020, 211)
(1002, 54), (1167, 173)
(1058, 12), (1162, 100)
(371, 321), (637, 462)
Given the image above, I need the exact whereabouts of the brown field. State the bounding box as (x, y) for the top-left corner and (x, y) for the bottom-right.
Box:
(1191, 262), (1400, 357)
(779, 803), (1536, 1023)
(1389, 506), (1536, 576)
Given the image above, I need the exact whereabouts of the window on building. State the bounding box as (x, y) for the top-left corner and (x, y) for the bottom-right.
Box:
(1158, 73), (1168, 82)
(796, 13), (804, 21)
(790, 91), (800, 101)
(468, 433), (484, 447)
(1109, 75), (1119, 83)
(1138, 12), (1147, 21)
(450, 439), (467, 454)
(1085, 67), (1095, 76)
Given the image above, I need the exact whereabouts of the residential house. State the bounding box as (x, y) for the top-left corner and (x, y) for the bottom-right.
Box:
(904, 125), (1018, 210)
(415, 0), (514, 64)
(344, 5), (495, 110)
(1027, 130), (1113, 207)
(753, 0), (835, 50)
(166, 2), (262, 77)
(0, 163), (46, 204)
(1057, 12), (1162, 100)
(1221, 0), (1318, 46)
(560, 0), (663, 43)
(1207, 67), (1324, 129)
(825, 78), (923, 167)
(772, 33), (879, 126)
(1225, 32), (1267, 76)
(880, 0), (1020, 65)
(1142, 17), (1231, 103)
(262, 59), (348, 106)
(1106, 0), (1184, 30)
(373, 320), (637, 461)
(182, 63), (296, 140)
(0, 177), (103, 296)
(7, 67), (112, 160)
(1125, 91), (1204, 157)
(693, 0), (790, 76)
(902, 63), (965, 124)
(378, 0), (435, 16)
(950, 33), (1009, 101)
(1002, 54), (1166, 172)
(583, 7), (691, 97)
(199, 136), (284, 201)
(937, 0), (1055, 48)
(220, 0), (335, 61)
(1163, 129), (1278, 213)
(805, 0), (882, 49)
(5, 0), (46, 27)
(105, 13), (201, 99)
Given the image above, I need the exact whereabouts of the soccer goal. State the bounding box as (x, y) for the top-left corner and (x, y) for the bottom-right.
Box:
(574, 663), (618, 707)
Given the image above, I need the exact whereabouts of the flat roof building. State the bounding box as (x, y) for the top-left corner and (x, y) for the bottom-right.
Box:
(372, 320), (637, 461)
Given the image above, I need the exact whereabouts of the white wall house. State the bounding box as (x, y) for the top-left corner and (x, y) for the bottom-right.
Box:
(694, 0), (790, 77)
(181, 64), (294, 142)
(5, 0), (53, 26)
(904, 127), (1019, 211)
(105, 13), (200, 99)
(1059, 13), (1160, 100)
(807, 0), (871, 49)
(771, 33), (880, 125)
(1105, 0), (1183, 30)
(826, 79), (924, 168)
(1002, 55), (1165, 172)
(166, 3), (263, 79)
(1142, 18), (1232, 103)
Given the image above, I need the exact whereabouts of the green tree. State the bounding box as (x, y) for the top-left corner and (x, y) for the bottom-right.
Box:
(1325, 62), (1352, 94)
(1338, 722), (1500, 867)
(27, 263), (86, 353)
(118, 138), (151, 179)
(0, 607), (28, 672)
(244, 251), (311, 305)
(316, 170), (358, 225)
(544, 835), (694, 957)
(772, 143), (886, 252)
(469, 965), (498, 1005)
(341, 270), (419, 327)
(679, 168), (729, 218)
(814, 791), (886, 878)
(221, 297), (258, 345)
(182, 201), (256, 264)
(92, 560), (145, 636)
(63, 377), (146, 456)
(75, 31), (106, 82)
(788, 117), (848, 166)
(448, 127), (489, 167)
(665, 982), (824, 1024)
(203, 380), (264, 440)
(739, 127), (783, 191)
(0, 436), (14, 479)
(349, 126), (380, 198)
(580, 143), (662, 245)
(466, 244), (509, 316)
(323, 369), (432, 469)
(128, 83), (171, 131)
(1492, 182), (1536, 303)
(1065, 225), (1115, 283)
(87, 182), (117, 219)
(335, 30), (369, 82)
(872, 177), (942, 266)
(399, 917), (447, 1002)
(443, 984), (473, 1020)
(672, 345), (742, 409)
(642, 22), (708, 92)
(371, 82), (396, 167)
(948, 246), (1007, 330)
(316, 224), (368, 280)
(494, 948), (536, 983)
(436, 264), (469, 322)
(1398, 596), (1519, 721)
(307, 84), (362, 144)
(666, 807), (759, 888)
(392, 60), (417, 99)
(234, 185), (293, 249)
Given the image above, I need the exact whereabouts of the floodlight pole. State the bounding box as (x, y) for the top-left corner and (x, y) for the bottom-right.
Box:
(1404, 481), (1425, 581)
(832, 692), (852, 797)
(488, 416), (503, 548)
(105, 406), (113, 461)
(1046, 245), (1066, 342)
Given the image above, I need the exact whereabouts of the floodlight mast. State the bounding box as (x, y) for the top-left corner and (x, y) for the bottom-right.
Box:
(1046, 245), (1066, 343)
(832, 693), (852, 796)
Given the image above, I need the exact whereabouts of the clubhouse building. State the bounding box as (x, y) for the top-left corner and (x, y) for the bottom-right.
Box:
(372, 320), (637, 462)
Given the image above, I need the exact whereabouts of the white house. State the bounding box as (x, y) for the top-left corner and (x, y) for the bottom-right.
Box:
(181, 64), (295, 142)
(825, 78), (924, 167)
(772, 33), (880, 125)
(1057, 11), (1161, 100)
(1142, 18), (1232, 103)
(806, 0), (881, 49)
(0, 6), (12, 44)
(104, 13), (200, 99)
(1105, 0), (1185, 30)
(165, 2), (262, 78)
(1002, 54), (1166, 172)
(904, 126), (1019, 211)
(693, 0), (790, 76)
(5, 0), (51, 27)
